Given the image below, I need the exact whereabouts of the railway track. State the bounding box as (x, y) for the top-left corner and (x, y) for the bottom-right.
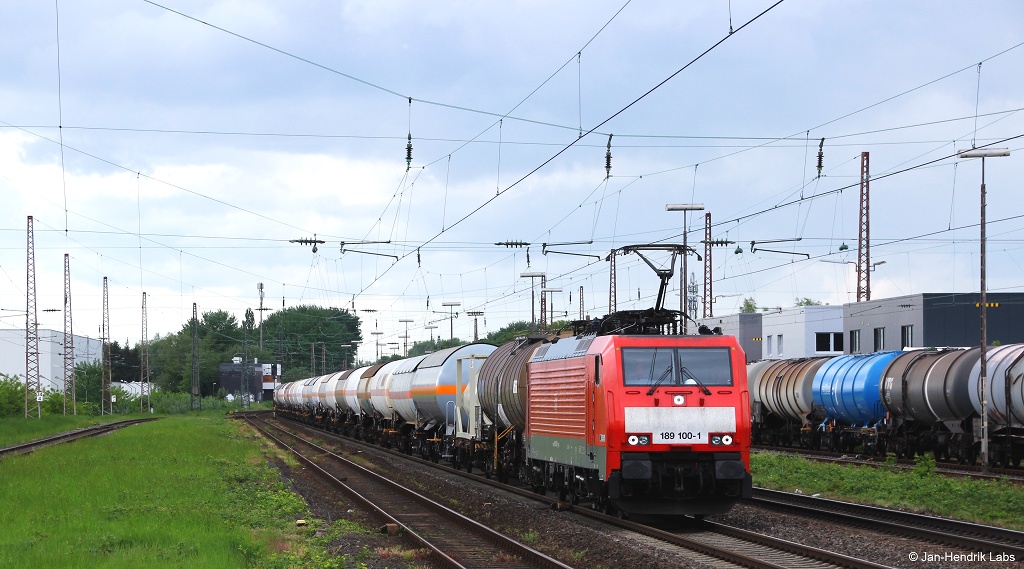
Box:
(0, 417), (160, 459)
(753, 445), (1024, 483)
(752, 488), (1024, 560)
(265, 412), (893, 569)
(244, 413), (574, 569)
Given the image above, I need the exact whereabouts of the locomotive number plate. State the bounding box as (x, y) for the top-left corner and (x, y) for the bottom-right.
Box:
(624, 407), (736, 445)
(657, 431), (702, 442)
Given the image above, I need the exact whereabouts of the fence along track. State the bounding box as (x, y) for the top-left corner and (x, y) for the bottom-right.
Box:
(245, 414), (574, 569)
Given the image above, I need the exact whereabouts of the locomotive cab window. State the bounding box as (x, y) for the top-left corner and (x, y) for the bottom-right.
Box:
(621, 347), (733, 387)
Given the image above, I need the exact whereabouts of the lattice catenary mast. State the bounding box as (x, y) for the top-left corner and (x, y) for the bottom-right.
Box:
(140, 292), (150, 412)
(703, 212), (713, 318)
(856, 152), (871, 302)
(63, 253), (76, 415)
(25, 216), (40, 418)
(191, 302), (200, 411)
(101, 276), (111, 415)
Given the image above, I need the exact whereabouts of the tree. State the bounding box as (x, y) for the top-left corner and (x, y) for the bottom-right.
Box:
(795, 297), (823, 306)
(740, 297), (758, 313)
(263, 305), (361, 373)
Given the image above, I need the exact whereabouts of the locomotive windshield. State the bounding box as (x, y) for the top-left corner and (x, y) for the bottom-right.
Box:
(622, 347), (733, 387)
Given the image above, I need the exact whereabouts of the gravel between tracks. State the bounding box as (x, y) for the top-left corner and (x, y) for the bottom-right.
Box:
(266, 424), (1021, 569)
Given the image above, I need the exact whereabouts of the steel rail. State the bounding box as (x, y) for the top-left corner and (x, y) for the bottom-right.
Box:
(752, 488), (1024, 559)
(270, 411), (892, 569)
(245, 413), (574, 569)
(0, 417), (160, 459)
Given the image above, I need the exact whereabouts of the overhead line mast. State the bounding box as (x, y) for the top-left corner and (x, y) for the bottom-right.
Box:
(101, 277), (111, 415)
(140, 292), (150, 412)
(63, 253), (75, 415)
(191, 302), (200, 411)
(25, 216), (40, 418)
(857, 152), (871, 302)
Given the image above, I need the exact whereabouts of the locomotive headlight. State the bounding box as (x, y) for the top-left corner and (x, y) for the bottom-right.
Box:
(722, 434), (733, 445)
(626, 434), (650, 446)
(711, 435), (722, 445)
(710, 433), (735, 445)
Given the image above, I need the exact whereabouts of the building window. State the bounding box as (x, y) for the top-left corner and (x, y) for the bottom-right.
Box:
(777, 334), (783, 356)
(816, 333), (830, 352)
(766, 335), (773, 356)
(815, 332), (844, 352)
(873, 327), (885, 352)
(901, 325), (913, 349)
(850, 329), (861, 353)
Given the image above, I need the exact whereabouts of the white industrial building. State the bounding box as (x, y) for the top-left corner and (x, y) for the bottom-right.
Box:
(758, 305), (845, 360)
(0, 328), (104, 391)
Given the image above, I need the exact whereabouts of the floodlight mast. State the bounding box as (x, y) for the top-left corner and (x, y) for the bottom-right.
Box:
(666, 204), (704, 334)
(957, 147), (1010, 472)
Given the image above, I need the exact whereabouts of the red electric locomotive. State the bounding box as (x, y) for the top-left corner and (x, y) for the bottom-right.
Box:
(523, 322), (751, 516)
(519, 245), (752, 517)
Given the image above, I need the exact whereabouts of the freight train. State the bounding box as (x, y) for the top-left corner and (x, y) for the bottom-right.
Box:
(748, 345), (1024, 467)
(275, 245), (752, 517)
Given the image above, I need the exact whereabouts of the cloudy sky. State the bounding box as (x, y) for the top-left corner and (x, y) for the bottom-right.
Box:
(2, 1), (1023, 363)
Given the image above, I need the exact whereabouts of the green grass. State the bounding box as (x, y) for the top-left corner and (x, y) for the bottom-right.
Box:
(752, 450), (1024, 530)
(0, 413), (125, 448)
(0, 414), (315, 568)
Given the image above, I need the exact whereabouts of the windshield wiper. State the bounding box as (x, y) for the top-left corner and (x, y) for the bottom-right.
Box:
(680, 365), (712, 395)
(646, 365), (674, 396)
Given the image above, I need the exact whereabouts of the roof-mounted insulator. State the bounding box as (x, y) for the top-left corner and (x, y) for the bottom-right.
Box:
(816, 138), (825, 178)
(605, 134), (613, 179)
(417, 247), (421, 267)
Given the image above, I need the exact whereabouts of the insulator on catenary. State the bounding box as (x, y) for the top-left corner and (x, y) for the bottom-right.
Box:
(816, 137), (825, 178)
(406, 133), (413, 170)
(605, 134), (613, 178)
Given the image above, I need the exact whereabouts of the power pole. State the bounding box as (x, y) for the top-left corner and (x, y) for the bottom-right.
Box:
(191, 303), (200, 410)
(579, 286), (584, 320)
(25, 216), (40, 418)
(140, 292), (150, 412)
(703, 212), (712, 318)
(257, 282), (266, 349)
(467, 311), (483, 341)
(277, 296), (284, 366)
(242, 308), (253, 409)
(101, 277), (111, 415)
(856, 152), (871, 302)
(63, 253), (76, 415)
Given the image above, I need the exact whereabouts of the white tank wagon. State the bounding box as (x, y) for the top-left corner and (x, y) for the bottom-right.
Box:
(388, 355), (430, 424)
(969, 344), (1024, 427)
(409, 343), (497, 430)
(368, 359), (405, 419)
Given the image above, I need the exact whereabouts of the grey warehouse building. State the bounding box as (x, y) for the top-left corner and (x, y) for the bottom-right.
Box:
(845, 292), (1024, 353)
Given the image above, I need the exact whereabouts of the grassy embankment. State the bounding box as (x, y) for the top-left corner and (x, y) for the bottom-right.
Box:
(0, 412), (350, 568)
(0, 413), (123, 448)
(752, 450), (1024, 531)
